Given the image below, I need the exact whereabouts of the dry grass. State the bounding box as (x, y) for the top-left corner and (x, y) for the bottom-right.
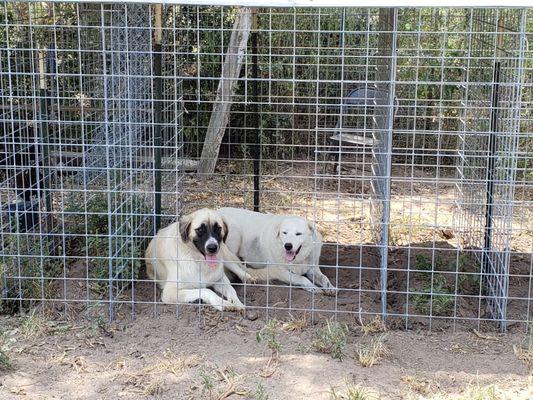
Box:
(117, 352), (202, 395)
(129, 352), (202, 378)
(142, 377), (166, 397)
(20, 309), (49, 338)
(461, 383), (500, 400)
(356, 334), (389, 368)
(181, 160), (532, 253)
(513, 344), (533, 366)
(124, 374), (166, 397)
(513, 330), (532, 366)
(402, 375), (435, 395)
(157, 350), (203, 376)
(215, 367), (248, 399)
(281, 314), (309, 332)
(403, 381), (505, 400)
(356, 314), (386, 336)
(50, 352), (89, 374)
(330, 381), (378, 400)
(8, 387), (28, 396)
(403, 381), (528, 400)
(194, 366), (249, 400)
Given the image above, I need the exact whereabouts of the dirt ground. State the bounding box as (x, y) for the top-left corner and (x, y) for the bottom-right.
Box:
(2, 161), (531, 399)
(1, 309), (531, 400)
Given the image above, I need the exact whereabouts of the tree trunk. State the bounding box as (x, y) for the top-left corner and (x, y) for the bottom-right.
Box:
(197, 7), (253, 174)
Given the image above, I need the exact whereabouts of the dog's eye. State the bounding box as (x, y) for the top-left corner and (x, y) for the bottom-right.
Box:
(195, 225), (205, 234)
(296, 232), (302, 236)
(282, 231), (287, 235)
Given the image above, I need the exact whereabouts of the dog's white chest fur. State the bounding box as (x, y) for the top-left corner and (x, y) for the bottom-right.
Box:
(167, 257), (226, 290)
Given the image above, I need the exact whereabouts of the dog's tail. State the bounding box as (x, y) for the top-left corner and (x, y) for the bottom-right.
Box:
(243, 267), (272, 282)
(244, 265), (302, 283)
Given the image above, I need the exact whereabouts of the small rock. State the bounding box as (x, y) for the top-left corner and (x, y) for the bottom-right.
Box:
(246, 311), (259, 321)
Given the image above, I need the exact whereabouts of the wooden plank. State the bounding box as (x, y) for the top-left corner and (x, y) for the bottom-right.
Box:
(197, 7), (253, 174)
(48, 151), (198, 171)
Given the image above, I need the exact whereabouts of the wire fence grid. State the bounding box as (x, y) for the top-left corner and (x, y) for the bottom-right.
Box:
(0, 2), (531, 331)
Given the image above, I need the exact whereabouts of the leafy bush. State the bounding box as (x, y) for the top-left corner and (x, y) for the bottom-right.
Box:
(0, 233), (62, 314)
(410, 275), (454, 316)
(64, 192), (150, 296)
(312, 319), (349, 360)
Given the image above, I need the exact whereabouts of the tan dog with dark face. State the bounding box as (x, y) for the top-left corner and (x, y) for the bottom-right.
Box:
(145, 208), (250, 311)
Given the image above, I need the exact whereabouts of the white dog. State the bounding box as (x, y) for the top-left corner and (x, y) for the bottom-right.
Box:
(218, 207), (335, 293)
(145, 208), (251, 311)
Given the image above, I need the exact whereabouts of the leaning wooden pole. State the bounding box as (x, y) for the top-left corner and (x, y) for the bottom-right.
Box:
(153, 4), (163, 233)
(197, 7), (253, 175)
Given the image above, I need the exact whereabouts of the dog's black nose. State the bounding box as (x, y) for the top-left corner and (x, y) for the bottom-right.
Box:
(206, 243), (218, 253)
(284, 243), (293, 251)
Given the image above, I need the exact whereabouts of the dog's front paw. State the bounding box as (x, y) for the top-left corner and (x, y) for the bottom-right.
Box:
(223, 300), (245, 312)
(322, 286), (338, 296)
(303, 285), (323, 294)
(245, 273), (258, 284)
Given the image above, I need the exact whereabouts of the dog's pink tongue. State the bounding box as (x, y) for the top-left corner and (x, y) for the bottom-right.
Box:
(285, 251), (296, 262)
(205, 254), (218, 268)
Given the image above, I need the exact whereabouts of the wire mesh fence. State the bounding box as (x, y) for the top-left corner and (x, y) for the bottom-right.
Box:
(0, 2), (531, 331)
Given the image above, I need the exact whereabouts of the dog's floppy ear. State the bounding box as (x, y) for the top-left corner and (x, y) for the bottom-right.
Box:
(179, 213), (193, 242)
(221, 217), (229, 243)
(308, 221), (318, 237)
(275, 220), (282, 238)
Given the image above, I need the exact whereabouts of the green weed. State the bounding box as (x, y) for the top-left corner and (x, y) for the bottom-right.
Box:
(330, 381), (376, 400)
(0, 330), (13, 371)
(256, 319), (282, 356)
(312, 319), (349, 360)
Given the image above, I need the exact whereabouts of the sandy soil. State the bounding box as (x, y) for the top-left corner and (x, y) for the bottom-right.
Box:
(0, 310), (531, 400)
(2, 161), (531, 399)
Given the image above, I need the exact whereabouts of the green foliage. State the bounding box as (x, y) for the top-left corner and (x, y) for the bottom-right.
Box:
(1, 5), (509, 166)
(252, 381), (269, 400)
(410, 274), (454, 316)
(65, 194), (109, 235)
(256, 319), (282, 355)
(312, 319), (349, 360)
(177, 7), (477, 163)
(419, 255), (452, 272)
(414, 254), (432, 271)
(64, 192), (149, 297)
(410, 253), (480, 306)
(0, 348), (11, 371)
(0, 330), (13, 371)
(0, 233), (62, 314)
(199, 370), (216, 398)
